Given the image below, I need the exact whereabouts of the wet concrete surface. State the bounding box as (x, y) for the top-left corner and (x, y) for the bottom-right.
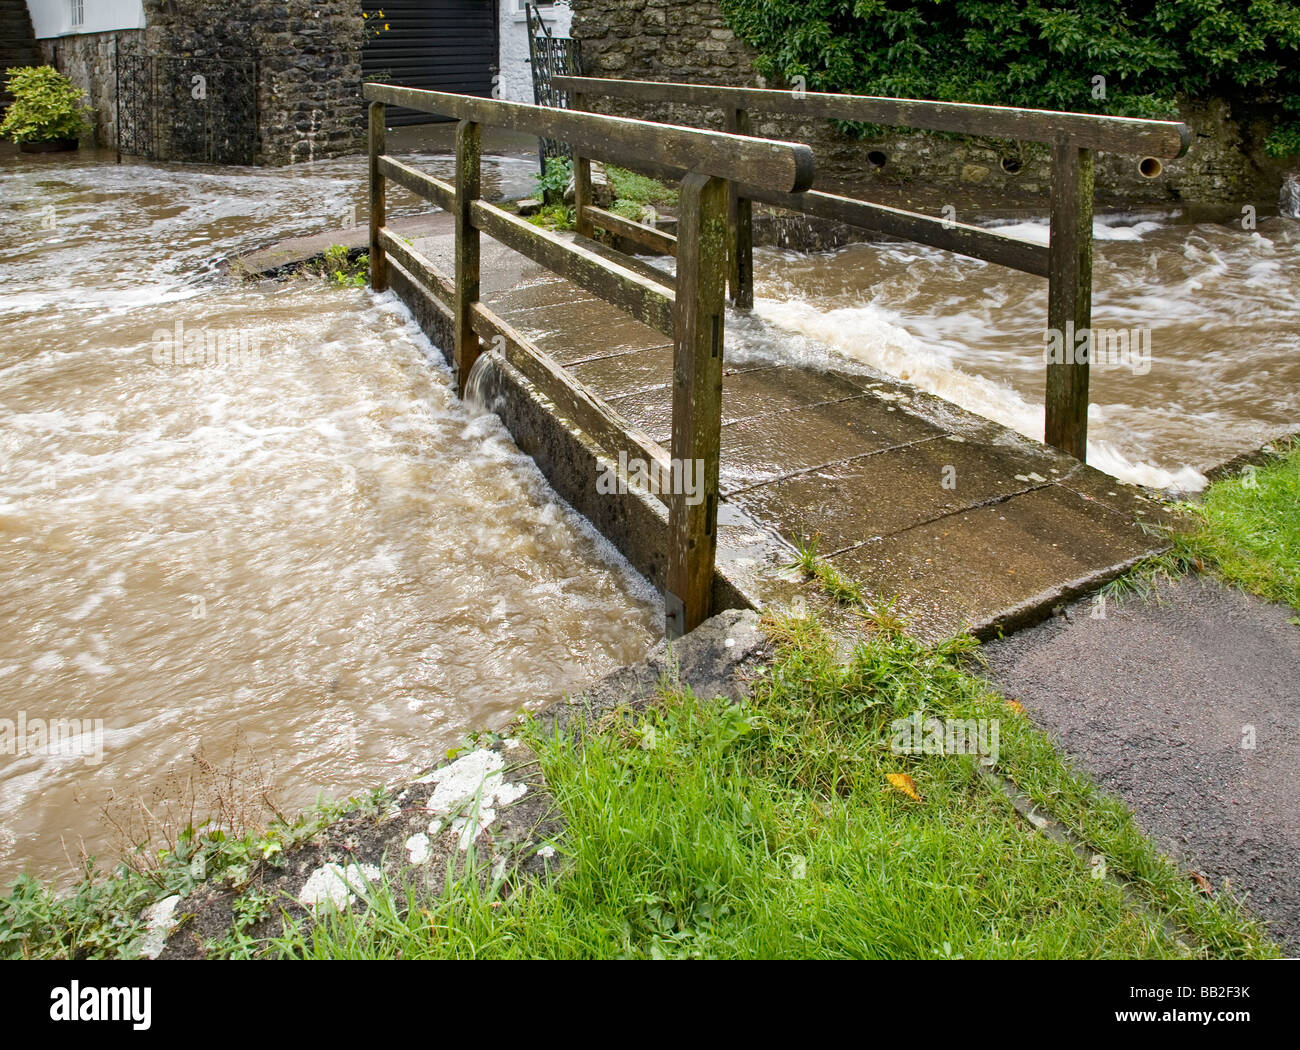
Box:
(981, 576), (1300, 953)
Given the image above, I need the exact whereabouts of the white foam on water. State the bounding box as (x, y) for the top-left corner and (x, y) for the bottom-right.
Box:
(750, 297), (1205, 490)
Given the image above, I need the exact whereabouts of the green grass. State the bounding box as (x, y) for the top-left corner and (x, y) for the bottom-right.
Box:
(12, 447), (1294, 960)
(606, 166), (678, 209)
(609, 198), (647, 222)
(525, 203), (575, 232)
(0, 790), (384, 959)
(1100, 439), (1300, 614)
(1179, 440), (1300, 612)
(270, 615), (1276, 960)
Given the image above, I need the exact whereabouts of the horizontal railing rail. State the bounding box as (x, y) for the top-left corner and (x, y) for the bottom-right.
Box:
(550, 76), (1192, 158)
(363, 83), (815, 193)
(553, 74), (1192, 462)
(364, 84), (817, 638)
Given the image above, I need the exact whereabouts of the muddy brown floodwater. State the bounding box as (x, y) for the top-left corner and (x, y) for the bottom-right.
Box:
(2, 132), (1296, 888)
(0, 138), (658, 885)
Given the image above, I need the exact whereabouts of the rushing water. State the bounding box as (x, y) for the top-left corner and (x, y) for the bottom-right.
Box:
(749, 212), (1300, 490)
(0, 143), (659, 885)
(3, 138), (1296, 886)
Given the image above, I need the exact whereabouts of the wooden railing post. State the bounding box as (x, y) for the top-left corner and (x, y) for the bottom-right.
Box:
(724, 106), (753, 309)
(1045, 138), (1094, 461)
(454, 118), (482, 394)
(368, 101), (388, 293)
(572, 92), (596, 239)
(666, 172), (728, 639)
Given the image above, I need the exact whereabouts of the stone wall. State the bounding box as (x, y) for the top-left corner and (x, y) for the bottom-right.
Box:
(43, 1), (365, 164)
(571, 0), (1295, 208)
(137, 0), (364, 165)
(38, 31), (130, 150)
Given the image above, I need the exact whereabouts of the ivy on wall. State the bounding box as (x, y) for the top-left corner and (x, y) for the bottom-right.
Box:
(718, 0), (1300, 155)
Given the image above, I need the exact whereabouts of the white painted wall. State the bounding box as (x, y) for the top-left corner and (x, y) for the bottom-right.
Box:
(498, 0), (572, 104)
(25, 0), (145, 39)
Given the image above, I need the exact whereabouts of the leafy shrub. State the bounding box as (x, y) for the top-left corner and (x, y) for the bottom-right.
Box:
(314, 245), (369, 287)
(719, 0), (1300, 155)
(534, 155), (573, 205)
(0, 66), (91, 144)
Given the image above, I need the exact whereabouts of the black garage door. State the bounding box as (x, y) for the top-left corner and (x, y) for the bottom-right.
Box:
(362, 1), (499, 126)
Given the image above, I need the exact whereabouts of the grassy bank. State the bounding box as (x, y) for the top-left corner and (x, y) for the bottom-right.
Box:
(272, 612), (1274, 960)
(1106, 438), (1300, 613)
(1181, 440), (1300, 612)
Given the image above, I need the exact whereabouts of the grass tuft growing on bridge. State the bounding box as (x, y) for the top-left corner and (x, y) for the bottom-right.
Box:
(271, 614), (1276, 960)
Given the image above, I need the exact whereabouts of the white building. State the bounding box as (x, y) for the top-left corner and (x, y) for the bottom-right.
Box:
(498, 0), (572, 104)
(24, 0), (144, 38)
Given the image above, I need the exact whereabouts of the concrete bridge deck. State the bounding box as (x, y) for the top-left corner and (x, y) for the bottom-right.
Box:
(244, 215), (1174, 641)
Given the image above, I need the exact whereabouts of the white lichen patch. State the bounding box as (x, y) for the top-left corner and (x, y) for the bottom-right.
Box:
(297, 861), (382, 913)
(138, 894), (181, 960)
(405, 832), (432, 865)
(423, 748), (527, 850)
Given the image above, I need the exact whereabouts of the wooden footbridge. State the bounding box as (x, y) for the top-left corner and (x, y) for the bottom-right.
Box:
(361, 79), (1189, 640)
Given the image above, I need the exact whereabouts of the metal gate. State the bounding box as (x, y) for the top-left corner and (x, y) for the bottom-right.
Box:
(115, 51), (258, 165)
(526, 3), (582, 171)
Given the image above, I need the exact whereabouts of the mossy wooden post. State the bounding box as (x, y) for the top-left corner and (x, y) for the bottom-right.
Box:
(724, 106), (754, 309)
(368, 102), (388, 293)
(454, 118), (482, 395)
(666, 172), (728, 639)
(572, 92), (596, 239)
(1045, 139), (1094, 461)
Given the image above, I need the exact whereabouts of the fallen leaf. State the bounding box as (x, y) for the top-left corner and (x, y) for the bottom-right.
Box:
(1190, 871), (1214, 897)
(1006, 699), (1025, 715)
(886, 773), (922, 802)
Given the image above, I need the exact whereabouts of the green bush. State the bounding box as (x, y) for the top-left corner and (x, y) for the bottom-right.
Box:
(0, 66), (91, 145)
(534, 155), (573, 205)
(719, 0), (1300, 156)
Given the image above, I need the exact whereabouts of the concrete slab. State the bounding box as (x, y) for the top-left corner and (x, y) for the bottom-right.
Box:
(604, 365), (872, 444)
(515, 305), (674, 364)
(828, 483), (1156, 639)
(732, 434), (1047, 552)
(720, 395), (941, 492)
(567, 344), (676, 399)
(471, 272), (1173, 640)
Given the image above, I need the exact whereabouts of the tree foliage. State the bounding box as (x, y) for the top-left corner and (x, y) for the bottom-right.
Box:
(719, 0), (1300, 154)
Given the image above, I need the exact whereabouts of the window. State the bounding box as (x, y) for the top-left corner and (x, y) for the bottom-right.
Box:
(69, 0), (85, 29)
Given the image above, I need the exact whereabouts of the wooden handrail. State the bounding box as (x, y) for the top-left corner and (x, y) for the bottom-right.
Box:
(470, 199), (676, 336)
(362, 83), (815, 193)
(552, 75), (1191, 157)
